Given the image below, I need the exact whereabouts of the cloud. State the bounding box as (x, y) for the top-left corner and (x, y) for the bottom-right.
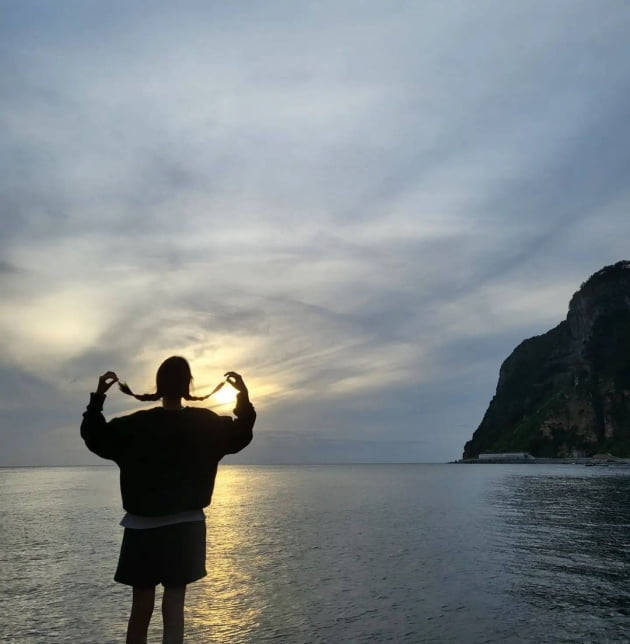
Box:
(1, 1), (630, 464)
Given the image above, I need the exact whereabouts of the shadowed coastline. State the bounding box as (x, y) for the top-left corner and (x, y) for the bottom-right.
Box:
(464, 262), (630, 460)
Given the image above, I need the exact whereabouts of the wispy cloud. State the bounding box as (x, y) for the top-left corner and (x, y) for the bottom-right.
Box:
(1, 0), (630, 464)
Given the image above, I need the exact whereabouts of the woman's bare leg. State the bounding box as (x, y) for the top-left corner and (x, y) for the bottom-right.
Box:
(127, 586), (156, 644)
(162, 585), (186, 644)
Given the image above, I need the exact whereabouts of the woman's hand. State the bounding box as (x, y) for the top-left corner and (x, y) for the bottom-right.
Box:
(96, 371), (119, 395)
(224, 371), (249, 396)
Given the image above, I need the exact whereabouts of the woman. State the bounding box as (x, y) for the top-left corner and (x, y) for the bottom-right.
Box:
(81, 356), (255, 644)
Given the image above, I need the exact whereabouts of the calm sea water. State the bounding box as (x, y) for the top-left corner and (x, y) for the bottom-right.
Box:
(1, 464), (629, 643)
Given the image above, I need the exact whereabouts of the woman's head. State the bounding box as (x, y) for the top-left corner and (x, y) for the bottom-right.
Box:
(155, 356), (192, 398)
(119, 356), (211, 402)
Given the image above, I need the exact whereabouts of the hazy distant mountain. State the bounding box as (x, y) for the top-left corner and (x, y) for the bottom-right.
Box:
(463, 261), (630, 459)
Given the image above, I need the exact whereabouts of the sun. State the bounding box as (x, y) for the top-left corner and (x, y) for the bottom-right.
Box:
(211, 382), (237, 405)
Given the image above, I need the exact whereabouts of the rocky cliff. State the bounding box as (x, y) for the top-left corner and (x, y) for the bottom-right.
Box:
(463, 261), (630, 459)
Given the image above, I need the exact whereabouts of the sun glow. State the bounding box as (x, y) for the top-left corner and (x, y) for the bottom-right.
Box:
(210, 382), (237, 405)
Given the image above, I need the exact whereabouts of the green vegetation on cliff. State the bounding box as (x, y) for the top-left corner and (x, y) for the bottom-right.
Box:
(463, 261), (630, 459)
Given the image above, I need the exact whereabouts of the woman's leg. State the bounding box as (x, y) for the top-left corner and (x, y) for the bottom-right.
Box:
(162, 585), (186, 644)
(126, 586), (156, 644)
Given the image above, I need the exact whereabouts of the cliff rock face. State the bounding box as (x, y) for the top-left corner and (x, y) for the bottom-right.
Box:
(463, 261), (630, 459)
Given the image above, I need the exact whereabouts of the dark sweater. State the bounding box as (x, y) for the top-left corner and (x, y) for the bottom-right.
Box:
(81, 393), (255, 516)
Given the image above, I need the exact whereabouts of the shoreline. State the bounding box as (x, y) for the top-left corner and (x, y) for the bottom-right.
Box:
(455, 456), (630, 465)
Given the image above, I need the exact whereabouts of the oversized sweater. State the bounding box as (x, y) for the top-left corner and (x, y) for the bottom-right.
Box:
(81, 392), (255, 516)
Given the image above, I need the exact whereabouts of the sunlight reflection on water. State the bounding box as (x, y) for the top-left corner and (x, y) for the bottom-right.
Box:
(187, 468), (263, 642)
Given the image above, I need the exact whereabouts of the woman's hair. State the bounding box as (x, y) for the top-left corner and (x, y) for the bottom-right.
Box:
(118, 356), (214, 402)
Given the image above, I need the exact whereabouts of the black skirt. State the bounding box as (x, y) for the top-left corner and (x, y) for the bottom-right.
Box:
(114, 520), (207, 588)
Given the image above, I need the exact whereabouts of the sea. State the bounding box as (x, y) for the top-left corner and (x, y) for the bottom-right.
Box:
(1, 464), (629, 644)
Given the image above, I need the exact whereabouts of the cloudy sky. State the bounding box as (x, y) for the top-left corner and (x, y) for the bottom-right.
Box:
(2, 1), (630, 465)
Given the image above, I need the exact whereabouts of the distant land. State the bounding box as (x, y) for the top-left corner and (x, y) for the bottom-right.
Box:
(463, 261), (630, 459)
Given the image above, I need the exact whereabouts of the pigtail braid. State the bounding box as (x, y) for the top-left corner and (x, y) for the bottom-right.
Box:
(118, 371), (225, 403)
(118, 381), (161, 402)
(184, 380), (226, 402)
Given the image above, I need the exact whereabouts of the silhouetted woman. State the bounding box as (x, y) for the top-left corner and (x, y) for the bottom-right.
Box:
(81, 356), (255, 644)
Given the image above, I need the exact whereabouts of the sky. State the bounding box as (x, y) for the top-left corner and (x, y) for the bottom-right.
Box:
(2, 1), (630, 465)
